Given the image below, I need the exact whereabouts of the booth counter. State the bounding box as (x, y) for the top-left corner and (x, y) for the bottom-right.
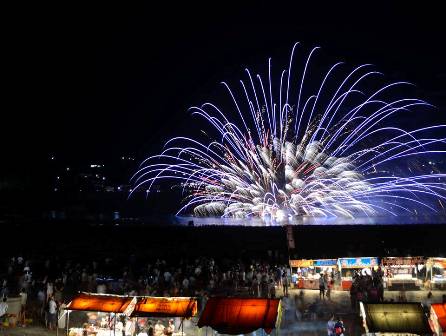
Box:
(289, 259), (338, 289)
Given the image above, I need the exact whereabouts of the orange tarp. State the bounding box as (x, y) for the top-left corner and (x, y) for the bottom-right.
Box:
(67, 293), (132, 313)
(131, 297), (198, 318)
(197, 297), (280, 335)
(432, 303), (446, 335)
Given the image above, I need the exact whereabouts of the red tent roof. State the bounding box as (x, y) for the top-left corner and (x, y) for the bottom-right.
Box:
(131, 297), (198, 318)
(197, 297), (280, 335)
(432, 303), (446, 335)
(67, 293), (132, 313)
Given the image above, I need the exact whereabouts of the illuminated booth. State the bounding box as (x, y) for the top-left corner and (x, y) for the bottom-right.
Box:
(197, 297), (281, 335)
(65, 293), (135, 336)
(290, 259), (338, 289)
(130, 297), (198, 336)
(427, 258), (446, 289)
(430, 303), (446, 336)
(382, 256), (425, 290)
(359, 302), (433, 336)
(65, 293), (198, 336)
(338, 257), (379, 290)
(313, 259), (338, 281)
(290, 259), (317, 289)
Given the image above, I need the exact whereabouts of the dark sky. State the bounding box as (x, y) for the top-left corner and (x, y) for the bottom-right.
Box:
(3, 2), (446, 180)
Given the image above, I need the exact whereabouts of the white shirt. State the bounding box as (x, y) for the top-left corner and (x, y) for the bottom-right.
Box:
(164, 272), (172, 282)
(0, 302), (8, 317)
(47, 283), (54, 296)
(97, 284), (107, 294)
(20, 292), (28, 305)
(154, 323), (165, 336)
(49, 299), (57, 314)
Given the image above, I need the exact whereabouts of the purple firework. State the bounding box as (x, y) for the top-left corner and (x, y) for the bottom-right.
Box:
(131, 43), (446, 220)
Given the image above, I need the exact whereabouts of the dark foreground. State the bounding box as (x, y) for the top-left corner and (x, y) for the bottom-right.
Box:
(2, 221), (446, 260)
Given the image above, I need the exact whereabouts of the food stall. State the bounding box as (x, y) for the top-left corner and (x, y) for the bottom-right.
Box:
(290, 259), (340, 289)
(65, 293), (198, 336)
(289, 259), (318, 289)
(131, 296), (198, 336)
(338, 257), (379, 290)
(427, 258), (446, 289)
(359, 302), (434, 335)
(65, 293), (136, 336)
(381, 256), (425, 290)
(313, 259), (339, 284)
(197, 297), (281, 335)
(430, 303), (446, 336)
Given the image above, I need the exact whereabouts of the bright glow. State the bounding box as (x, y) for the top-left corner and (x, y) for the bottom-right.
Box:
(132, 43), (446, 219)
(276, 210), (286, 221)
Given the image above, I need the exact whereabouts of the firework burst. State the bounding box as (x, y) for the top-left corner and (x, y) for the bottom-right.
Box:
(132, 43), (446, 220)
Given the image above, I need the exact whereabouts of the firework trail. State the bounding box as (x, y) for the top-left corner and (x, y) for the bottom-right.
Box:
(132, 43), (446, 220)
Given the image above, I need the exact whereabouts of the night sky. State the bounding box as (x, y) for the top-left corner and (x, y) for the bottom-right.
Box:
(3, 2), (446, 186)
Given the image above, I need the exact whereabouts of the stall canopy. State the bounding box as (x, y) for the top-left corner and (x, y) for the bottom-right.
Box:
(197, 297), (280, 335)
(361, 303), (433, 335)
(67, 293), (197, 318)
(131, 297), (197, 318)
(382, 256), (426, 266)
(431, 303), (446, 336)
(67, 293), (133, 313)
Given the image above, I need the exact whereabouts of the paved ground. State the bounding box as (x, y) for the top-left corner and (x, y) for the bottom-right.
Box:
(1, 288), (444, 336)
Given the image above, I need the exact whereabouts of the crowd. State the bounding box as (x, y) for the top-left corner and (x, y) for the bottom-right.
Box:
(0, 254), (289, 329)
(349, 268), (385, 310)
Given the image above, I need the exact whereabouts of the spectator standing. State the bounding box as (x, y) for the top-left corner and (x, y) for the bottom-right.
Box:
(19, 288), (27, 325)
(147, 321), (154, 336)
(154, 320), (164, 336)
(268, 279), (276, 298)
(282, 271), (289, 297)
(165, 319), (174, 336)
(46, 281), (54, 302)
(334, 316), (345, 336)
(319, 275), (326, 300)
(47, 295), (57, 330)
(327, 314), (336, 336)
